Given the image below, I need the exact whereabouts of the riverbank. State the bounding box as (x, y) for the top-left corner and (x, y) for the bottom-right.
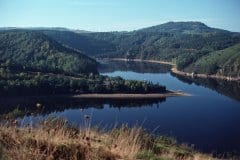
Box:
(0, 90), (188, 100)
(0, 118), (215, 160)
(103, 58), (175, 65)
(171, 67), (240, 81)
(104, 58), (240, 82)
(72, 91), (188, 99)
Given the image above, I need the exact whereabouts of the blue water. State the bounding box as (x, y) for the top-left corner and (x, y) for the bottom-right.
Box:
(18, 61), (240, 154)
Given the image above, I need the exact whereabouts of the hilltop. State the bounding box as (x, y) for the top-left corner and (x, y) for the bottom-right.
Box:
(33, 21), (240, 77)
(136, 21), (229, 34)
(1, 21), (239, 96)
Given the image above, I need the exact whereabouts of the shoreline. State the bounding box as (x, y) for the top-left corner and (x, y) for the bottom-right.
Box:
(103, 58), (240, 82)
(0, 91), (189, 99)
(171, 67), (240, 81)
(71, 91), (188, 99)
(104, 58), (175, 65)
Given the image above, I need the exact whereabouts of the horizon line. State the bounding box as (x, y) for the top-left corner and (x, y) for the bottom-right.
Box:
(0, 21), (238, 33)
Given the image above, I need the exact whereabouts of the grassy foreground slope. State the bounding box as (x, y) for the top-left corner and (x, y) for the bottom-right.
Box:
(0, 118), (215, 160)
(185, 43), (240, 77)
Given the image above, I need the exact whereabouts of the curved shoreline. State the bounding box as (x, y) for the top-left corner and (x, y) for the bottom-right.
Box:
(171, 67), (240, 81)
(71, 91), (189, 99)
(104, 58), (175, 65)
(0, 91), (188, 99)
(103, 58), (240, 82)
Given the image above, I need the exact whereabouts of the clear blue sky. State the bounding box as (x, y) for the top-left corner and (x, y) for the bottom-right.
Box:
(0, 0), (240, 32)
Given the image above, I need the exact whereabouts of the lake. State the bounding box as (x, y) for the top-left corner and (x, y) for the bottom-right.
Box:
(1, 60), (240, 155)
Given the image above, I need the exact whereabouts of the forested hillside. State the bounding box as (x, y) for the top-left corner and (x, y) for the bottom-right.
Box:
(42, 22), (240, 77)
(0, 30), (166, 96)
(184, 43), (240, 77)
(2, 22), (240, 77)
(42, 30), (116, 56)
(0, 30), (98, 74)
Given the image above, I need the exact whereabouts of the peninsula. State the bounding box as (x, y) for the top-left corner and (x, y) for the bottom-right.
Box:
(0, 30), (180, 97)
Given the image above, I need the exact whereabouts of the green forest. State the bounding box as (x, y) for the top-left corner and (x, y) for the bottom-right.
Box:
(42, 22), (240, 77)
(0, 68), (165, 96)
(1, 22), (239, 96)
(184, 43), (240, 77)
(0, 31), (98, 74)
(0, 30), (166, 96)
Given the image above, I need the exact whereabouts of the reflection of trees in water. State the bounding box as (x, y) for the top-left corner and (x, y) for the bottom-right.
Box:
(171, 72), (240, 101)
(98, 61), (171, 73)
(0, 96), (166, 115)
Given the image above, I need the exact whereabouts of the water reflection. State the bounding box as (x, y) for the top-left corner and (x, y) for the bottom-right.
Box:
(98, 60), (171, 73)
(0, 96), (166, 115)
(1, 60), (240, 155)
(171, 72), (240, 101)
(99, 60), (240, 101)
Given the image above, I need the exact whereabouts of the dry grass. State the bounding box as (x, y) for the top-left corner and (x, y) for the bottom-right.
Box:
(0, 117), (218, 160)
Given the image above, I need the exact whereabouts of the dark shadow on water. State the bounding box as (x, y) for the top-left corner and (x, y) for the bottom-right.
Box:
(100, 60), (240, 101)
(171, 72), (240, 101)
(0, 96), (166, 115)
(98, 60), (172, 73)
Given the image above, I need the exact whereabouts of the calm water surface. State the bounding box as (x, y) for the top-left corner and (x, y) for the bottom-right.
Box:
(1, 60), (240, 154)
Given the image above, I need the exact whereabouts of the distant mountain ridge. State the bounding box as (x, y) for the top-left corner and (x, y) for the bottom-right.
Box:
(0, 27), (91, 33)
(136, 21), (230, 34)
(0, 21), (234, 33)
(1, 21), (240, 77)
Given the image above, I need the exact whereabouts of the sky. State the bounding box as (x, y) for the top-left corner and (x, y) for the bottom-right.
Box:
(0, 0), (240, 32)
